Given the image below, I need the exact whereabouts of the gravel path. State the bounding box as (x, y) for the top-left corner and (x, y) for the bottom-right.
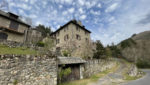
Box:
(89, 60), (129, 85)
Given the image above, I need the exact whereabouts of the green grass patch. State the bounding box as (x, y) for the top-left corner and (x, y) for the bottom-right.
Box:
(0, 44), (38, 55)
(59, 63), (118, 85)
(124, 73), (143, 80)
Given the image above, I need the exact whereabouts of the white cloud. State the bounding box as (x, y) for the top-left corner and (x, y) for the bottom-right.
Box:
(64, 0), (73, 4)
(59, 5), (63, 9)
(78, 0), (85, 6)
(10, 3), (31, 10)
(54, 0), (73, 5)
(80, 15), (86, 20)
(68, 8), (75, 13)
(30, 0), (37, 4)
(24, 0), (29, 3)
(108, 16), (117, 24)
(90, 10), (101, 15)
(105, 3), (119, 13)
(35, 21), (42, 25)
(51, 27), (56, 31)
(18, 9), (27, 16)
(79, 8), (84, 14)
(29, 14), (37, 18)
(97, 3), (102, 8)
(85, 1), (96, 8)
(62, 11), (68, 15)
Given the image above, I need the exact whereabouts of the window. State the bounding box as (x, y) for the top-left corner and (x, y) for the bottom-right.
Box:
(64, 26), (68, 32)
(76, 34), (81, 40)
(64, 34), (69, 41)
(85, 38), (89, 42)
(64, 28), (66, 32)
(9, 20), (19, 30)
(76, 26), (80, 32)
(66, 26), (68, 30)
(85, 31), (88, 35)
(56, 39), (60, 44)
(57, 31), (60, 36)
(0, 32), (8, 40)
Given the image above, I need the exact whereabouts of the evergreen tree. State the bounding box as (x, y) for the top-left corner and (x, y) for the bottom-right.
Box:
(35, 24), (52, 38)
(109, 43), (121, 58)
(93, 40), (106, 59)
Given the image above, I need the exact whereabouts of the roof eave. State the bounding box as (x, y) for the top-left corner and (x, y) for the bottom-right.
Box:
(51, 20), (91, 35)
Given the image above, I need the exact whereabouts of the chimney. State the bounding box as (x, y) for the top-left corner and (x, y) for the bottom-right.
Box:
(77, 20), (82, 26)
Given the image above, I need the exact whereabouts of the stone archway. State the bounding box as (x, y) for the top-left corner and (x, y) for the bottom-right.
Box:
(0, 32), (8, 40)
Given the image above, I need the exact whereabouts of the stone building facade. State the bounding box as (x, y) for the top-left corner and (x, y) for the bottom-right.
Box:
(0, 10), (30, 43)
(26, 29), (42, 44)
(51, 20), (93, 57)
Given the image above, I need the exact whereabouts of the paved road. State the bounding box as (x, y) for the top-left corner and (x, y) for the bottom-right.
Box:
(123, 69), (150, 85)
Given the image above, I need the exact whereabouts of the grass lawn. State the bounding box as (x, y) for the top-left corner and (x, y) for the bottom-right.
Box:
(0, 44), (38, 55)
(59, 63), (118, 85)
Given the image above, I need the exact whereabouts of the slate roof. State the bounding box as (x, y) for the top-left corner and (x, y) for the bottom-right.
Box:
(0, 10), (30, 27)
(58, 57), (86, 65)
(51, 20), (91, 35)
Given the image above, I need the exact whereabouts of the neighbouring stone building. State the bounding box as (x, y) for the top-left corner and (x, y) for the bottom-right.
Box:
(0, 10), (43, 45)
(51, 20), (93, 58)
(0, 10), (30, 43)
(26, 29), (42, 44)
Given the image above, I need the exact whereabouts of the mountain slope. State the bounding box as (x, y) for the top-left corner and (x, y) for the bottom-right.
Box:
(119, 31), (150, 68)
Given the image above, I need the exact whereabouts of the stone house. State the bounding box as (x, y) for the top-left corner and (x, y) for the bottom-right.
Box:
(51, 20), (93, 57)
(0, 10), (30, 43)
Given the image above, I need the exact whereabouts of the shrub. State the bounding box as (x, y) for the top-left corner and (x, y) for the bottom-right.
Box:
(108, 44), (122, 58)
(58, 67), (72, 83)
(36, 41), (45, 47)
(13, 79), (18, 85)
(62, 50), (69, 57)
(136, 60), (150, 68)
(120, 38), (136, 49)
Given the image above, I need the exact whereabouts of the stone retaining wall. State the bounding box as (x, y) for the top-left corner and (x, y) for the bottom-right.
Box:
(82, 59), (116, 78)
(0, 55), (57, 85)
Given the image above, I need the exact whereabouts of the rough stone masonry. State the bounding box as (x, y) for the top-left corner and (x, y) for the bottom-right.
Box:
(0, 55), (57, 85)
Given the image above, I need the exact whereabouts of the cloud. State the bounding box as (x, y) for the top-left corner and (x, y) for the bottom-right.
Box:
(29, 14), (37, 18)
(10, 2), (31, 10)
(105, 3), (118, 13)
(78, 0), (85, 6)
(59, 5), (63, 9)
(85, 1), (96, 8)
(80, 15), (86, 20)
(68, 7), (75, 13)
(90, 10), (101, 15)
(64, 0), (73, 4)
(24, 0), (29, 3)
(138, 12), (150, 25)
(97, 3), (102, 8)
(79, 8), (84, 14)
(62, 11), (68, 15)
(30, 0), (37, 4)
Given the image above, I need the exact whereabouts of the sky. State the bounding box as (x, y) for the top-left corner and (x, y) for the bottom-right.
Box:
(0, 0), (150, 45)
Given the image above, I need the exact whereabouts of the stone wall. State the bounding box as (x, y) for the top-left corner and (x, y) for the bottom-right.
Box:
(0, 55), (57, 85)
(82, 59), (116, 78)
